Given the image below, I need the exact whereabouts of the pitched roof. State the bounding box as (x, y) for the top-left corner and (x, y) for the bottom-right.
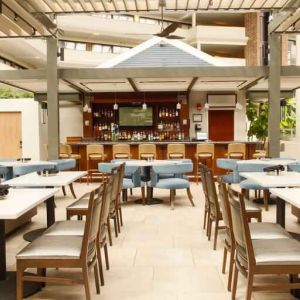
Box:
(99, 37), (223, 68)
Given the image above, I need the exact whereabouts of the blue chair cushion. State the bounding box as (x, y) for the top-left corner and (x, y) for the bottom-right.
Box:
(51, 159), (75, 171)
(216, 159), (239, 171)
(221, 174), (241, 184)
(123, 178), (135, 189)
(287, 162), (300, 172)
(240, 179), (267, 190)
(154, 178), (190, 189)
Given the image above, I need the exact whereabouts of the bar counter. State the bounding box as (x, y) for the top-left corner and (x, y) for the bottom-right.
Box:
(68, 140), (257, 176)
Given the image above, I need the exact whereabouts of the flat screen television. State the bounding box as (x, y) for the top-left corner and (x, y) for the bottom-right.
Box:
(119, 106), (153, 127)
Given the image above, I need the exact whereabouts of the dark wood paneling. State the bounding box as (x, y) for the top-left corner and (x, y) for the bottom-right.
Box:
(208, 110), (234, 141)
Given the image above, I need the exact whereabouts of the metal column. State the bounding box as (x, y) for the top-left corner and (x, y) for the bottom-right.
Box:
(268, 33), (281, 157)
(47, 37), (59, 160)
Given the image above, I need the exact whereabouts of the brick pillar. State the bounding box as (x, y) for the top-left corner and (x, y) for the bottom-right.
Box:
(245, 12), (261, 66)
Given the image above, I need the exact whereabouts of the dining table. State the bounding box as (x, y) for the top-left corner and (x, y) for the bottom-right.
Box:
(4, 171), (87, 241)
(114, 159), (191, 205)
(0, 188), (58, 300)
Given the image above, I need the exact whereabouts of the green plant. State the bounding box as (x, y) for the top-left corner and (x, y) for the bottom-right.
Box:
(0, 87), (33, 99)
(280, 98), (296, 135)
(246, 101), (268, 143)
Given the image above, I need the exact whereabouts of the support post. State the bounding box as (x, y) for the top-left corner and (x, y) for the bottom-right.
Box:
(47, 37), (59, 160)
(268, 33), (281, 157)
(296, 35), (300, 142)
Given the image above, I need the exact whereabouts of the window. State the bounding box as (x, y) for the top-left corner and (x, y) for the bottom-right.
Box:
(288, 40), (296, 65)
(64, 41), (75, 50)
(75, 43), (86, 51)
(113, 46), (130, 53)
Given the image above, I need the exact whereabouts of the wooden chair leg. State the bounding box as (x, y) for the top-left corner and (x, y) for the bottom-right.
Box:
(196, 160), (199, 185)
(118, 207), (123, 226)
(228, 246), (235, 292)
(222, 247), (227, 274)
(116, 210), (121, 233)
(93, 262), (101, 294)
(208, 218), (213, 241)
(82, 266), (91, 300)
(107, 218), (113, 246)
(141, 186), (145, 205)
(246, 271), (254, 300)
(113, 216), (118, 237)
(37, 268), (46, 287)
(97, 245), (105, 286)
(232, 265), (239, 300)
(263, 190), (269, 211)
(87, 159), (90, 185)
(62, 186), (66, 196)
(186, 188), (195, 206)
(213, 219), (219, 250)
(104, 244), (110, 270)
(16, 264), (24, 300)
(69, 183), (77, 199)
(130, 188), (133, 195)
(203, 208), (207, 230)
(170, 189), (175, 210)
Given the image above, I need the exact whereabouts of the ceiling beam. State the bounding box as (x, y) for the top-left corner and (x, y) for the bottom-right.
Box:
(187, 77), (198, 93)
(127, 78), (139, 92)
(62, 79), (86, 93)
(60, 66), (269, 80)
(275, 8), (300, 32)
(0, 69), (46, 80)
(237, 76), (265, 90)
(0, 80), (34, 93)
(269, 11), (294, 33)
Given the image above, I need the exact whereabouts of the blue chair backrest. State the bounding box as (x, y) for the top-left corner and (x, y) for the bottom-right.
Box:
(216, 159), (239, 170)
(287, 162), (300, 172)
(13, 164), (55, 177)
(237, 162), (277, 172)
(99, 162), (119, 173)
(50, 159), (75, 171)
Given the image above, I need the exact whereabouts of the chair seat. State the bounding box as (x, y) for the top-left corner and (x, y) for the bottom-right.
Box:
(123, 178), (135, 189)
(70, 154), (81, 160)
(140, 153), (155, 159)
(228, 153), (243, 158)
(244, 200), (261, 213)
(59, 154), (69, 159)
(240, 179), (268, 190)
(250, 222), (291, 240)
(154, 178), (189, 189)
(115, 154), (130, 159)
(44, 220), (85, 236)
(253, 151), (266, 159)
(67, 197), (88, 210)
(16, 235), (82, 259)
(88, 154), (104, 160)
(253, 238), (300, 265)
(197, 153), (213, 158)
(221, 174), (241, 184)
(169, 153), (184, 159)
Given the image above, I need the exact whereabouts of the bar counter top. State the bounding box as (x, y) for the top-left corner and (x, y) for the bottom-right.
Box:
(69, 140), (256, 146)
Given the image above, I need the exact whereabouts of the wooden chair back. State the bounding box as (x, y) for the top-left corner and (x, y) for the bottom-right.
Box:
(167, 143), (185, 159)
(205, 168), (221, 218)
(138, 143), (157, 159)
(228, 143), (246, 159)
(86, 144), (105, 159)
(112, 144), (131, 159)
(196, 143), (214, 158)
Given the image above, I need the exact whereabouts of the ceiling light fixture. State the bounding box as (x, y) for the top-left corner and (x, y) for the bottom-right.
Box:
(142, 93), (147, 110)
(204, 101), (210, 110)
(113, 93), (118, 110)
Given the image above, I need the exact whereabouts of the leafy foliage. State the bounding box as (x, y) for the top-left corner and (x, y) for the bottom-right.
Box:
(0, 87), (33, 99)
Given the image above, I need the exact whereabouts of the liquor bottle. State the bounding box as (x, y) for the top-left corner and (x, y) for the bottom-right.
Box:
(159, 108), (162, 118)
(175, 110), (178, 117)
(165, 108), (169, 117)
(162, 108), (165, 117)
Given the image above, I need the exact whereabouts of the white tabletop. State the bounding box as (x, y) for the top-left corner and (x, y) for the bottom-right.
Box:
(0, 160), (56, 168)
(4, 171), (87, 187)
(270, 188), (300, 209)
(0, 188), (58, 220)
(239, 171), (300, 188)
(237, 159), (295, 166)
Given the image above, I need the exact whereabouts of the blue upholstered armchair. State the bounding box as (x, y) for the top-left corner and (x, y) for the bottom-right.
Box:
(150, 162), (194, 210)
(216, 159), (241, 184)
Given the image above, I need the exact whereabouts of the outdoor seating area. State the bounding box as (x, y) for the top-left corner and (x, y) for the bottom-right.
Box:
(1, 1), (300, 299)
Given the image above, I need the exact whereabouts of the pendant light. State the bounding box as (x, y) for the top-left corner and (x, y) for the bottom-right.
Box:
(176, 92), (181, 110)
(113, 93), (118, 110)
(142, 92), (147, 110)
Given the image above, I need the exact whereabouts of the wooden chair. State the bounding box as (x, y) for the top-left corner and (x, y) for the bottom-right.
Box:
(16, 187), (101, 300)
(229, 191), (300, 300)
(218, 180), (291, 292)
(227, 143), (246, 160)
(66, 144), (81, 170)
(138, 143), (156, 160)
(112, 144), (131, 159)
(86, 144), (106, 184)
(195, 143), (214, 184)
(59, 143), (69, 159)
(198, 164), (210, 235)
(167, 143), (185, 159)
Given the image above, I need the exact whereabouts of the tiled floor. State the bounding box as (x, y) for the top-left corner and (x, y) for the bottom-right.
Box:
(5, 182), (300, 299)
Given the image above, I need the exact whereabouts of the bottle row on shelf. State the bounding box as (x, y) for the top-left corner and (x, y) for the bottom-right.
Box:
(157, 121), (180, 131)
(93, 108), (114, 118)
(95, 130), (185, 142)
(158, 108), (179, 118)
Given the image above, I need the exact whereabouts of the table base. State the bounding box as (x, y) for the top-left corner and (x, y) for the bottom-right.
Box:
(135, 198), (163, 205)
(0, 271), (42, 300)
(23, 228), (46, 242)
(252, 198), (276, 205)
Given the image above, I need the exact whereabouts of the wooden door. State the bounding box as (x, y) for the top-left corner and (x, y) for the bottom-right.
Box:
(0, 112), (22, 158)
(208, 110), (234, 141)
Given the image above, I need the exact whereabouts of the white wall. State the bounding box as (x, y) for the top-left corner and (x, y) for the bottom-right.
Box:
(189, 91), (247, 140)
(0, 98), (41, 159)
(59, 102), (83, 143)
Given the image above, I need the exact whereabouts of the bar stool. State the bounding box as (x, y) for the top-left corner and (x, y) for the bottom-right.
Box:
(227, 143), (246, 160)
(167, 143), (185, 159)
(138, 144), (156, 160)
(59, 143), (69, 159)
(112, 144), (131, 159)
(65, 144), (81, 170)
(86, 144), (106, 183)
(195, 143), (214, 184)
